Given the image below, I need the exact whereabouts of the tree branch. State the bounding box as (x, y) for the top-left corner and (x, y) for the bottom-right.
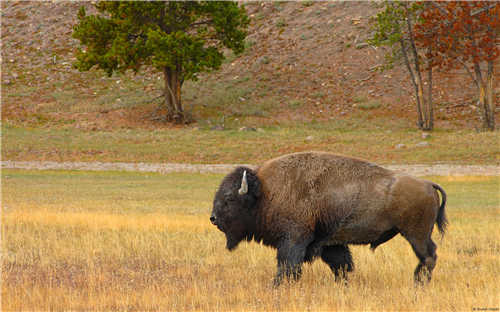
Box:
(457, 58), (479, 89)
(127, 33), (147, 42)
(400, 39), (417, 89)
(470, 3), (496, 17)
(406, 13), (423, 84)
(465, 22), (484, 88)
(430, 2), (449, 16)
(190, 19), (213, 28)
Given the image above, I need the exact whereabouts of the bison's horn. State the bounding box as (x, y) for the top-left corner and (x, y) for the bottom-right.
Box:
(238, 170), (248, 195)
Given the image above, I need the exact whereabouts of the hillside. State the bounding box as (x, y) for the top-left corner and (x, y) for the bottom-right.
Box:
(1, 1), (498, 131)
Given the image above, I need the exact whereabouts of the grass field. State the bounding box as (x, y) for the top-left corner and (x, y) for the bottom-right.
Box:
(2, 115), (499, 164)
(2, 169), (499, 311)
(2, 60), (498, 165)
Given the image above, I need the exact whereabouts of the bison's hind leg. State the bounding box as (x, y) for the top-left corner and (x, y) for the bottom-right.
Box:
(404, 236), (437, 284)
(321, 245), (354, 282)
(370, 227), (399, 250)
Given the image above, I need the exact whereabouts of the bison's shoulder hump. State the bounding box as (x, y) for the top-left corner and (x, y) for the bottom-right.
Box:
(258, 152), (391, 178)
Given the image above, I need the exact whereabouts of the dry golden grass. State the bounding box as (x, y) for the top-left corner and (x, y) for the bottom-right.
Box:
(2, 170), (499, 311)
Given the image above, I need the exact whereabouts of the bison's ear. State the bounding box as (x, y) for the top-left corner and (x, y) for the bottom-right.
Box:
(245, 168), (261, 199)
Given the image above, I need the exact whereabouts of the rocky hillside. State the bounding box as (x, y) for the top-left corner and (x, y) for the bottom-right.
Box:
(1, 1), (497, 129)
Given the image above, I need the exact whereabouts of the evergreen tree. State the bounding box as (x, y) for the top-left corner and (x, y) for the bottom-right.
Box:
(73, 1), (249, 123)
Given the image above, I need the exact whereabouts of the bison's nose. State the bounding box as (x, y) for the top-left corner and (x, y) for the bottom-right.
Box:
(210, 215), (216, 225)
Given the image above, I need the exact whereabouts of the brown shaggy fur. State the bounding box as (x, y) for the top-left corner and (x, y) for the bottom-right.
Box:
(211, 152), (447, 286)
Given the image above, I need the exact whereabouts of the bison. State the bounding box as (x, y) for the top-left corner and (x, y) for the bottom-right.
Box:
(210, 152), (447, 286)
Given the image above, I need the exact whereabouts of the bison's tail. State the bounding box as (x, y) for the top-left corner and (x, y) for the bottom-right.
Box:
(432, 183), (448, 236)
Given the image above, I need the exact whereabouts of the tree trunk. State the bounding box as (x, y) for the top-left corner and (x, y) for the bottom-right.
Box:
(405, 12), (434, 130)
(478, 83), (489, 130)
(410, 65), (433, 131)
(426, 57), (434, 130)
(400, 38), (424, 129)
(484, 10), (496, 131)
(163, 66), (185, 124)
(485, 60), (495, 130)
(473, 60), (495, 131)
(164, 67), (175, 119)
(416, 81), (426, 129)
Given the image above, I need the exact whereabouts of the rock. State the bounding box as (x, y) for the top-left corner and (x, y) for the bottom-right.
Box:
(395, 144), (406, 149)
(421, 132), (431, 139)
(416, 141), (430, 147)
(239, 127), (256, 132)
(306, 136), (314, 141)
(355, 42), (369, 49)
(258, 56), (270, 65)
(211, 125), (224, 131)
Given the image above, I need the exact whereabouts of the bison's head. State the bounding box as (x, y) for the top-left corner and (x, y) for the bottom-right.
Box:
(210, 167), (261, 251)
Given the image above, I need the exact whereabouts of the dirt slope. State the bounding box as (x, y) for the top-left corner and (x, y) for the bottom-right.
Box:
(1, 1), (497, 129)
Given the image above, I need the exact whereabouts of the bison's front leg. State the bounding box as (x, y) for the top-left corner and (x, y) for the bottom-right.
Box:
(273, 237), (313, 287)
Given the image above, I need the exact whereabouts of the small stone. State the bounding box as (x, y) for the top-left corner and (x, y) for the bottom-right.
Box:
(306, 136), (314, 141)
(395, 144), (406, 149)
(258, 56), (270, 65)
(422, 132), (431, 139)
(239, 127), (256, 132)
(416, 141), (429, 147)
(355, 42), (369, 49)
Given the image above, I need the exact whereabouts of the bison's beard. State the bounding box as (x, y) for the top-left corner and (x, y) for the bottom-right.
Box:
(225, 233), (241, 251)
(224, 221), (248, 251)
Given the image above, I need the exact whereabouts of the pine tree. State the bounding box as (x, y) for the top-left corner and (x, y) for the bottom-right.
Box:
(73, 1), (249, 124)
